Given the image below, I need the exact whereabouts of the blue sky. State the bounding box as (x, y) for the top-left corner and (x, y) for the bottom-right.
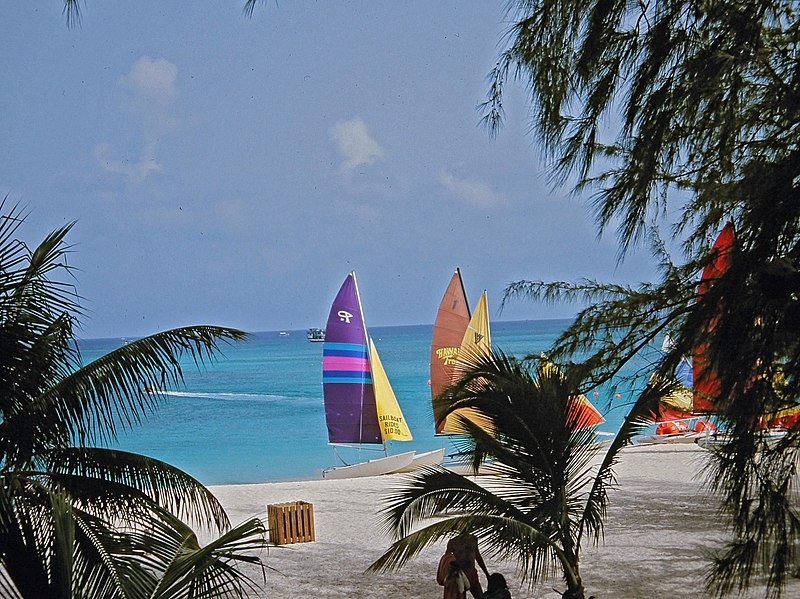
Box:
(2, 2), (661, 339)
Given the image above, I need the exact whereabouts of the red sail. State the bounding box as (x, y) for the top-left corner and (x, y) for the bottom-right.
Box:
(692, 222), (735, 412)
(430, 270), (470, 434)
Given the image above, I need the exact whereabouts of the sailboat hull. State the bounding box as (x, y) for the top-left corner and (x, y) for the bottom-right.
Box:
(394, 447), (445, 473)
(635, 431), (704, 445)
(322, 450), (416, 480)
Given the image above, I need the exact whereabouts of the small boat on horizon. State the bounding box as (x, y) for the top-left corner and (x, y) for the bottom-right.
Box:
(307, 327), (325, 342)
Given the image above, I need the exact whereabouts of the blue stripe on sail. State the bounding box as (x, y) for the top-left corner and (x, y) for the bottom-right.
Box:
(323, 370), (372, 380)
(323, 376), (374, 384)
(323, 349), (368, 359)
(323, 342), (368, 358)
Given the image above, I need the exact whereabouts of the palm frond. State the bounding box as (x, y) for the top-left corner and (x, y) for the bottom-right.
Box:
(1, 213), (79, 328)
(44, 447), (231, 531)
(384, 465), (548, 533)
(62, 0), (82, 28)
(0, 478), (52, 597)
(371, 513), (569, 586)
(242, 0), (264, 18)
(577, 376), (665, 547)
(0, 205), (264, 596)
(5, 326), (248, 453)
(48, 487), (75, 599)
(142, 511), (267, 599)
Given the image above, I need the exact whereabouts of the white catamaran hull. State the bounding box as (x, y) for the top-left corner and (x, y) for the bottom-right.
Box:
(394, 447), (445, 473)
(322, 450), (416, 480)
(696, 429), (787, 448)
(635, 431), (705, 445)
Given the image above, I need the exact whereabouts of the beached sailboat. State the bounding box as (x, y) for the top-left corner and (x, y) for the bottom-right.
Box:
(689, 223), (800, 446)
(430, 273), (606, 473)
(635, 333), (714, 445)
(636, 224), (735, 445)
(321, 272), (416, 479)
(431, 272), (606, 466)
(428, 271), (489, 473)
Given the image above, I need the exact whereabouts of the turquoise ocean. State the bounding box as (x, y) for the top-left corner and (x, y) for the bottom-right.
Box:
(79, 319), (644, 485)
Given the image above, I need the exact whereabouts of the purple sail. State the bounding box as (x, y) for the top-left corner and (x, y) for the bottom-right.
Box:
(322, 273), (381, 444)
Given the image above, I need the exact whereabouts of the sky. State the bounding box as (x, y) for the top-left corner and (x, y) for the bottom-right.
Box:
(2, 2), (662, 339)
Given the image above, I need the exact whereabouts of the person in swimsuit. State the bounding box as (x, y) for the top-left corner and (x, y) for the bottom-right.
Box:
(446, 532), (489, 599)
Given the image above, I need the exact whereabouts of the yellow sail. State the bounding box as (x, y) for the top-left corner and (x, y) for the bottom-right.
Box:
(441, 291), (493, 434)
(370, 338), (413, 442)
(461, 291), (491, 357)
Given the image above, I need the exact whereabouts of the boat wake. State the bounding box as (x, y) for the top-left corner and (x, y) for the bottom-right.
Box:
(160, 391), (314, 404)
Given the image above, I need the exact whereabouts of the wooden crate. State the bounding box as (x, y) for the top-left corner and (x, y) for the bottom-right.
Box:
(267, 501), (315, 545)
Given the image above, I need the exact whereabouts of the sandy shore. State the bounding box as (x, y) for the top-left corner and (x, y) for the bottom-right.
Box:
(208, 445), (799, 598)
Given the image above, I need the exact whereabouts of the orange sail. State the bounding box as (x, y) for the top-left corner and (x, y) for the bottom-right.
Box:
(693, 222), (735, 412)
(569, 395), (605, 429)
(430, 269), (471, 434)
(540, 358), (604, 429)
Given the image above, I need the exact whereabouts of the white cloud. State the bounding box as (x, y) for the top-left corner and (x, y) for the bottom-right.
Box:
(94, 142), (162, 182)
(120, 56), (178, 105)
(96, 56), (178, 183)
(438, 170), (506, 208)
(329, 118), (384, 174)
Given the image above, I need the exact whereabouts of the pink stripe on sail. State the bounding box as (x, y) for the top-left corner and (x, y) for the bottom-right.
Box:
(323, 356), (370, 371)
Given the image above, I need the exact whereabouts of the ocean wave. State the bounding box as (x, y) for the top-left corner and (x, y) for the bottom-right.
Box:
(160, 391), (315, 404)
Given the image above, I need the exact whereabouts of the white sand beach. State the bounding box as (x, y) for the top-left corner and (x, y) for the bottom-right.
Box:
(209, 445), (800, 598)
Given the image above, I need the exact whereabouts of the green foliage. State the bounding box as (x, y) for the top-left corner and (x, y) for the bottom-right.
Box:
(484, 0), (800, 256)
(370, 349), (653, 599)
(489, 1), (800, 596)
(0, 202), (267, 598)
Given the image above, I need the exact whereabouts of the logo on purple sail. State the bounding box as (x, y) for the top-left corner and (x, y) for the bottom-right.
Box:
(338, 310), (353, 324)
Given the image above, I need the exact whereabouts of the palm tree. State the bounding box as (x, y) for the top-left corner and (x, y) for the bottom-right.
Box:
(369, 349), (658, 599)
(0, 202), (267, 598)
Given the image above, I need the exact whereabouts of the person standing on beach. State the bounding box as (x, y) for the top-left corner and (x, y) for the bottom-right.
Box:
(437, 549), (469, 599)
(446, 532), (490, 598)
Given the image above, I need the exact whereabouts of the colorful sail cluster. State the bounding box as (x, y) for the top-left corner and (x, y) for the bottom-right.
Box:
(429, 270), (494, 434)
(641, 223), (735, 440)
(322, 272), (411, 446)
(430, 269), (603, 435)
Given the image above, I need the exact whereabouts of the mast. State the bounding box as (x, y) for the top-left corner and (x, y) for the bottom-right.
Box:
(351, 271), (388, 456)
(456, 268), (471, 317)
(351, 272), (375, 452)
